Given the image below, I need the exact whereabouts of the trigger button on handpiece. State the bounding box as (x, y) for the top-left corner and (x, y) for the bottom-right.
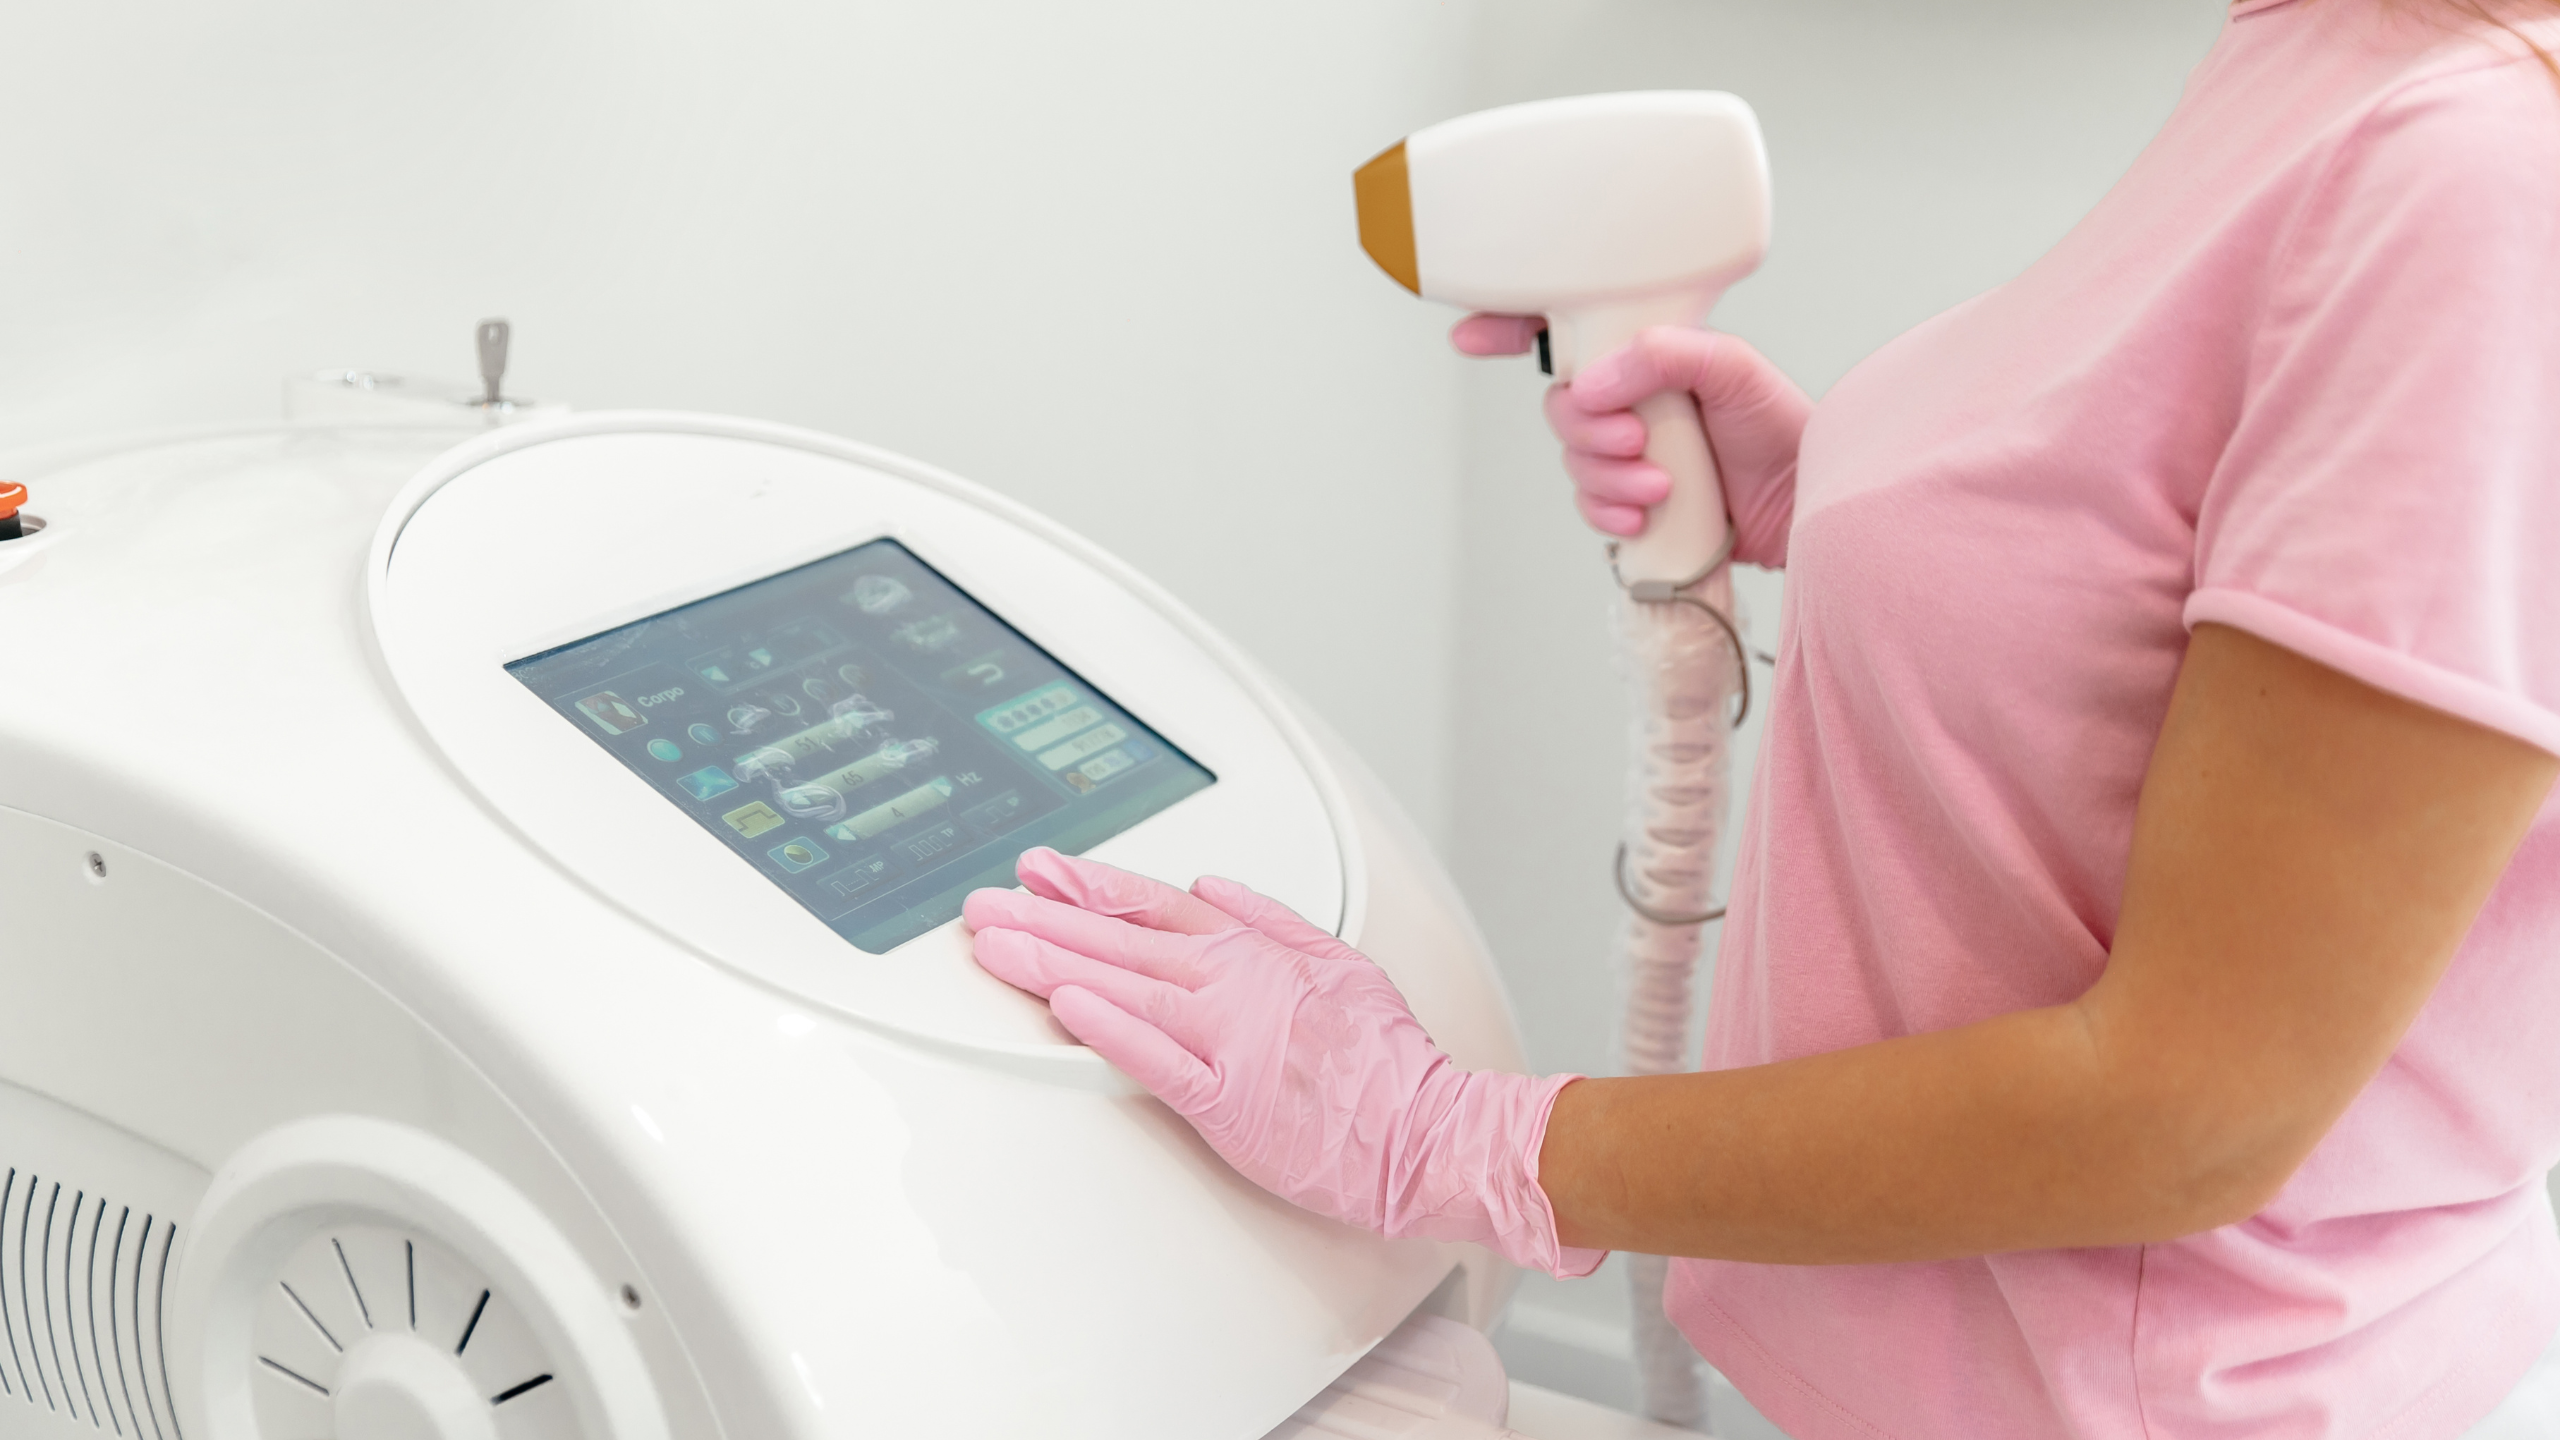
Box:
(1535, 326), (1553, 376)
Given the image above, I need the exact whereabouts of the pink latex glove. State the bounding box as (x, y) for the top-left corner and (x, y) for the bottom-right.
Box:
(965, 848), (1602, 1279)
(1451, 314), (1810, 568)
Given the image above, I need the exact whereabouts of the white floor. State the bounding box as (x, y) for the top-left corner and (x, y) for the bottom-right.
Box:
(1492, 1255), (1790, 1440)
(1509, 1380), (1714, 1440)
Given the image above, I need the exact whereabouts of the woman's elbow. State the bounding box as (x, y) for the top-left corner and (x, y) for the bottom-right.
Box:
(2107, 1107), (2322, 1241)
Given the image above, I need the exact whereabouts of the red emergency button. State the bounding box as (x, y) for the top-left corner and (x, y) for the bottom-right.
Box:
(0, 482), (23, 541)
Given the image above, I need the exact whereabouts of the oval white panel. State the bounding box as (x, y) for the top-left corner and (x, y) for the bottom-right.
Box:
(370, 416), (1344, 1071)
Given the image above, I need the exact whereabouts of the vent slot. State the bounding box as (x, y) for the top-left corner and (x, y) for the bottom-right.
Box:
(250, 1225), (567, 1433)
(0, 1167), (181, 1439)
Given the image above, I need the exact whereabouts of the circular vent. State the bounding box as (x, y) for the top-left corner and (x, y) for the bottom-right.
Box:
(248, 1225), (573, 1440)
(173, 1118), (664, 1440)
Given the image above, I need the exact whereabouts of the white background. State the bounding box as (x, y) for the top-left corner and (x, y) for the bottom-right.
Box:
(0, 0), (2226, 1421)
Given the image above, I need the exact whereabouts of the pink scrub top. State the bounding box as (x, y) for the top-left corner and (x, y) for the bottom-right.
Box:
(1671, 2), (2560, 1436)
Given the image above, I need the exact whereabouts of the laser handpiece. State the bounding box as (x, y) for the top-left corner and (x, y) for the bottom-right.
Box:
(1354, 91), (1770, 585)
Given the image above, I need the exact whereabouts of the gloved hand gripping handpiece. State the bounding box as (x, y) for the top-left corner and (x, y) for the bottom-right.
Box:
(1354, 92), (1768, 586)
(1355, 91), (1772, 1430)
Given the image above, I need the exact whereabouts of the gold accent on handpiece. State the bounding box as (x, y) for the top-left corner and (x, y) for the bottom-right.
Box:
(1352, 140), (1420, 294)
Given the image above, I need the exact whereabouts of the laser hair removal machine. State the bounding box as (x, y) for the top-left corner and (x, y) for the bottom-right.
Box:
(0, 392), (1582, 1439)
(1357, 92), (1774, 1429)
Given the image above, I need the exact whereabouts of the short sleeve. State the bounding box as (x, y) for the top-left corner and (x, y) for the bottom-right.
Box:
(1726, 453), (1795, 572)
(2186, 56), (2560, 754)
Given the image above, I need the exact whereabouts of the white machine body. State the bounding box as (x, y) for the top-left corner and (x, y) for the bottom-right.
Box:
(0, 413), (1536, 1440)
(1359, 91), (1771, 583)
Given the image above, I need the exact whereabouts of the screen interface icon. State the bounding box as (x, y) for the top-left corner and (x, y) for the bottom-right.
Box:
(506, 538), (1217, 954)
(576, 691), (646, 735)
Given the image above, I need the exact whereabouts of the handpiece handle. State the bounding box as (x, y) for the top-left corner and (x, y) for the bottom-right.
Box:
(1547, 296), (1733, 587)
(1615, 391), (1726, 585)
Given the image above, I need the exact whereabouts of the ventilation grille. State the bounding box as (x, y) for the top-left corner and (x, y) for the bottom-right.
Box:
(0, 1167), (181, 1440)
(248, 1224), (574, 1439)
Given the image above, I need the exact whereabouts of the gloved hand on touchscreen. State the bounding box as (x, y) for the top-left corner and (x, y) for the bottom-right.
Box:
(965, 848), (1602, 1279)
(1451, 315), (1808, 565)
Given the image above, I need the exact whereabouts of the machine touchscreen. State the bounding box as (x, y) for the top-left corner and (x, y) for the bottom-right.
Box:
(507, 538), (1216, 954)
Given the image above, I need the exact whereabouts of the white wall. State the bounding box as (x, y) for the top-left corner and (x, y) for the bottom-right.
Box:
(0, 0), (1480, 839)
(0, 0), (2228, 1061)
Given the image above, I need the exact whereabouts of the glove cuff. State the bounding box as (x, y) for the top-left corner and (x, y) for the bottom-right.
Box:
(1387, 1068), (1608, 1279)
(1515, 1073), (1609, 1279)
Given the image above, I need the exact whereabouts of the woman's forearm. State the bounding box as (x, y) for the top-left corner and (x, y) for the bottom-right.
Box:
(1537, 1001), (2244, 1263)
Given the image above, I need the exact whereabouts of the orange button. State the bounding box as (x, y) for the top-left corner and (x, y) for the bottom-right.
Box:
(0, 483), (22, 519)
